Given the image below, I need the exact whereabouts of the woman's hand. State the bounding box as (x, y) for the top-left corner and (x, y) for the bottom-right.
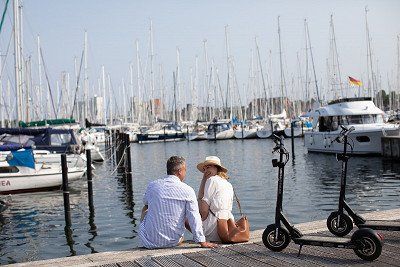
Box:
(203, 170), (213, 180)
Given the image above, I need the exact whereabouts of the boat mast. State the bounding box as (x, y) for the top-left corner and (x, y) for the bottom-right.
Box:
(397, 35), (400, 110)
(365, 6), (376, 101)
(149, 20), (155, 123)
(173, 71), (177, 122)
(176, 47), (181, 122)
(255, 37), (268, 119)
(102, 65), (106, 124)
(136, 40), (142, 124)
(329, 15), (343, 98)
(194, 55), (199, 121)
(305, 19), (321, 105)
(13, 0), (23, 123)
(224, 25), (232, 120)
(107, 74), (113, 125)
(203, 39), (209, 121)
(277, 16), (285, 113)
(83, 30), (89, 122)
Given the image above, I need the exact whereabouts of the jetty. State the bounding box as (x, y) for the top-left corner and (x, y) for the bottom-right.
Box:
(7, 209), (400, 267)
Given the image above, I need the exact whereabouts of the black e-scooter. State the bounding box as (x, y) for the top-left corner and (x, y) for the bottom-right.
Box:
(327, 125), (400, 237)
(262, 135), (383, 261)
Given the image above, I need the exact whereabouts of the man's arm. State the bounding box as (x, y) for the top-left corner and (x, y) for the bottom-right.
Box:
(186, 189), (218, 248)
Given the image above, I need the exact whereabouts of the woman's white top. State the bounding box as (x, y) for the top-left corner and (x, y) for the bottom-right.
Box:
(201, 175), (234, 242)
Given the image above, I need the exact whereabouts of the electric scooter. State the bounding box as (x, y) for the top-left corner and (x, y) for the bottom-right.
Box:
(262, 135), (383, 261)
(327, 125), (400, 237)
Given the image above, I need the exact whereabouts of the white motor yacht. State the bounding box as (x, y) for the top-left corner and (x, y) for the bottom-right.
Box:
(305, 97), (400, 155)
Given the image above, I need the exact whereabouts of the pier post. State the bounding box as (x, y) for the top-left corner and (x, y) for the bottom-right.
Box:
(86, 149), (94, 212)
(61, 154), (71, 227)
(291, 121), (295, 158)
(213, 124), (217, 142)
(187, 125), (189, 142)
(241, 121), (244, 139)
(301, 121), (304, 137)
(125, 133), (133, 187)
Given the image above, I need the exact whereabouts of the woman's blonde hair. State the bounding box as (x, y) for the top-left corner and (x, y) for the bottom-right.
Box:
(217, 167), (229, 179)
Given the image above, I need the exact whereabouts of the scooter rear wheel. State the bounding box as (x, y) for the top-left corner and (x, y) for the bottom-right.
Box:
(352, 229), (382, 261)
(262, 224), (290, 252)
(327, 211), (353, 237)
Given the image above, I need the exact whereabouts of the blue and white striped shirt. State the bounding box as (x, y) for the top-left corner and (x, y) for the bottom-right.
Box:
(139, 175), (206, 248)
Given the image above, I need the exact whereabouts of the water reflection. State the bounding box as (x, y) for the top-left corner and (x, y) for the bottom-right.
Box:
(1, 139), (400, 263)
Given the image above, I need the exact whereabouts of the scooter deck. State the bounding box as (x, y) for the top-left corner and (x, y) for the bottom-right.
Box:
(359, 220), (400, 231)
(293, 235), (351, 247)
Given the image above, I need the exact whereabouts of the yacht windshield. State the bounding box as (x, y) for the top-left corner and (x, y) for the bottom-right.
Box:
(345, 114), (383, 124)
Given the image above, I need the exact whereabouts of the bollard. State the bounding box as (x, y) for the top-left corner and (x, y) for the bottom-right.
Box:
(61, 154), (71, 227)
(241, 121), (244, 139)
(301, 121), (304, 137)
(187, 125), (189, 142)
(125, 134), (132, 174)
(213, 124), (217, 142)
(86, 149), (94, 212)
(291, 121), (295, 158)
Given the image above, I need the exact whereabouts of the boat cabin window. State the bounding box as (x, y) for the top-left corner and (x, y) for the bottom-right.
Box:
(318, 116), (339, 132)
(50, 134), (72, 146)
(0, 166), (19, 173)
(345, 114), (383, 124)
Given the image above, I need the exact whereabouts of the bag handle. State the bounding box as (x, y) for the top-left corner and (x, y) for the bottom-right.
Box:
(233, 189), (244, 217)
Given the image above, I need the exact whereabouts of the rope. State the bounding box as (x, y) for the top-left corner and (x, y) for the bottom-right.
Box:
(0, 0), (10, 35)
(109, 147), (127, 176)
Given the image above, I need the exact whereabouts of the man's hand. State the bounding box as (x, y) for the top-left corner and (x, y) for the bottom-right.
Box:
(199, 241), (219, 248)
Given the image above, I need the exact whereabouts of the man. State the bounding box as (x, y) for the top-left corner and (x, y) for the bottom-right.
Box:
(139, 156), (218, 249)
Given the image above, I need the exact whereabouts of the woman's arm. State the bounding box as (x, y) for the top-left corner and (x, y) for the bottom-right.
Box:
(198, 171), (214, 221)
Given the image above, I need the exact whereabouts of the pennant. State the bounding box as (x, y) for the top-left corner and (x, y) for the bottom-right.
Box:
(349, 76), (362, 86)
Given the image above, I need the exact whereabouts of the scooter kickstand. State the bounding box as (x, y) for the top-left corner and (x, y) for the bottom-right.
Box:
(297, 244), (303, 257)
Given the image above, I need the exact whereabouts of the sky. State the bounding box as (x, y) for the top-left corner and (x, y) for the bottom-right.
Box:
(1, 0), (400, 118)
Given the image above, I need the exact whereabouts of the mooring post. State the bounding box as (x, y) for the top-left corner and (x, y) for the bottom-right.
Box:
(125, 133), (133, 185)
(187, 125), (189, 142)
(61, 154), (71, 227)
(213, 124), (217, 142)
(86, 149), (94, 212)
(291, 121), (295, 158)
(241, 121), (244, 139)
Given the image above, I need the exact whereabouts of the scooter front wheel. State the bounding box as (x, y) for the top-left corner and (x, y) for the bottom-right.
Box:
(262, 224), (290, 252)
(327, 211), (353, 237)
(351, 228), (382, 261)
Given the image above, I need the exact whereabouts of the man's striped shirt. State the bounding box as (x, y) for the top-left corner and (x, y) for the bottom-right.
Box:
(139, 175), (206, 248)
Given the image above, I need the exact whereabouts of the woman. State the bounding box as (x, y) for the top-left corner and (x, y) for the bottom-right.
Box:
(197, 156), (234, 242)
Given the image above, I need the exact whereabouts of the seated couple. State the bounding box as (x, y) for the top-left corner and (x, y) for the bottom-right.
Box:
(139, 155), (242, 249)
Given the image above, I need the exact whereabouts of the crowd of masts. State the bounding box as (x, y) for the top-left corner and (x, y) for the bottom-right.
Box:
(1, 1), (400, 128)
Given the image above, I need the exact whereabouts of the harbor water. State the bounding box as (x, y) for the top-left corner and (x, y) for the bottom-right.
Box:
(1, 138), (400, 264)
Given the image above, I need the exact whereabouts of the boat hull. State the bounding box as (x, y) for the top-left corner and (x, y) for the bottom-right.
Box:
(206, 130), (234, 140)
(305, 126), (400, 155)
(234, 129), (258, 139)
(0, 168), (85, 194)
(137, 133), (185, 143)
(186, 132), (207, 141)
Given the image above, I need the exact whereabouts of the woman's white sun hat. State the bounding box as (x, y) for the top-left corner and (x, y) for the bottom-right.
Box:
(197, 156), (228, 173)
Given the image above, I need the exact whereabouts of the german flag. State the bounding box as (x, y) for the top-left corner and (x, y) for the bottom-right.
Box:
(348, 76), (362, 86)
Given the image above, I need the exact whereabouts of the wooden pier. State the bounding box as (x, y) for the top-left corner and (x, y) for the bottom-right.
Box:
(8, 209), (400, 267)
(382, 136), (400, 159)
